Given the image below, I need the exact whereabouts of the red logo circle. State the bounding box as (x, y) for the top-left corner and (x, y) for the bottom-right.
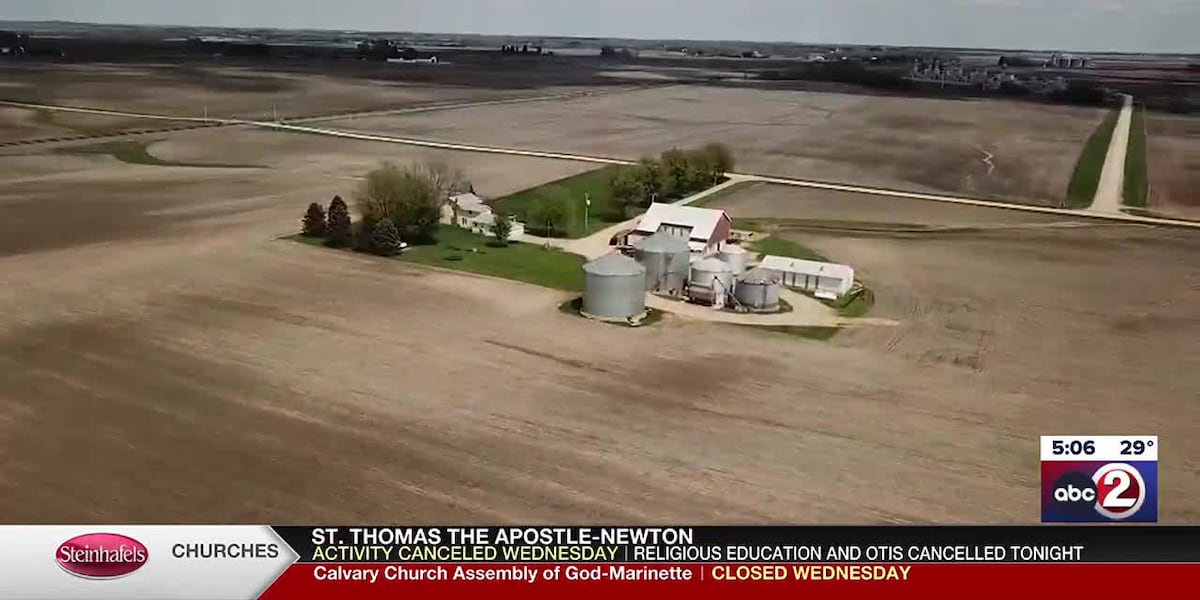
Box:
(1092, 463), (1146, 520)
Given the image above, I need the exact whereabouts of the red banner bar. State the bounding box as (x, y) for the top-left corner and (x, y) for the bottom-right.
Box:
(261, 562), (1200, 599)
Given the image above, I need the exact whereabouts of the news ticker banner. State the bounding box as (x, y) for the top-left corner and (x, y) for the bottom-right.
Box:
(3, 526), (1200, 599)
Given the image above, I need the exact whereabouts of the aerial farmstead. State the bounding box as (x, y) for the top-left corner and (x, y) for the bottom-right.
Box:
(582, 201), (859, 322)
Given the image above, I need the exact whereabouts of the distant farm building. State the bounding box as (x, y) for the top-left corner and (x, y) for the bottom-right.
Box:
(624, 203), (732, 256)
(759, 255), (855, 300)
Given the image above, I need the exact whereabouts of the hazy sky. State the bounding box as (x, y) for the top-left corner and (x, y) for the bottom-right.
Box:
(1, 0), (1197, 53)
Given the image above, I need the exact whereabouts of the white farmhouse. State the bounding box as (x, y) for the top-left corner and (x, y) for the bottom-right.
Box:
(759, 255), (855, 300)
(444, 192), (491, 227)
(443, 192), (526, 241)
(465, 211), (526, 241)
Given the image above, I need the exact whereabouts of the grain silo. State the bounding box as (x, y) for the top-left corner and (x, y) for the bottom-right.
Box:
(582, 253), (646, 319)
(734, 267), (782, 312)
(687, 257), (734, 308)
(635, 231), (691, 296)
(717, 244), (749, 276)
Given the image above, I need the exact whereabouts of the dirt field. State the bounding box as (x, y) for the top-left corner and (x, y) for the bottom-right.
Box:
(0, 128), (596, 257)
(1146, 113), (1200, 220)
(0, 106), (71, 139)
(1, 99), (1198, 524)
(798, 224), (1200, 511)
(716, 183), (1200, 520)
(322, 85), (1106, 204)
(0, 105), (199, 141)
(707, 181), (1070, 227)
(0, 62), (589, 124)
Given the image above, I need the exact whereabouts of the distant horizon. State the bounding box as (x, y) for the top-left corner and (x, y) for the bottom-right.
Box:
(0, 0), (1196, 54)
(1, 18), (1195, 57)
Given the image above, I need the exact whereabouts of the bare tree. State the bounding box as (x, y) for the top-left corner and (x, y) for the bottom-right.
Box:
(418, 160), (472, 200)
(355, 161), (443, 244)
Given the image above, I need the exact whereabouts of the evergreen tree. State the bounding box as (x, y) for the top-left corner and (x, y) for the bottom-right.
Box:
(369, 218), (403, 256)
(325, 195), (353, 248)
(301, 202), (326, 237)
(490, 211), (513, 245)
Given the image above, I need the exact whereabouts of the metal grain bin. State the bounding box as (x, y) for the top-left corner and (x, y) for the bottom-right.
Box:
(717, 244), (749, 276)
(687, 257), (734, 307)
(582, 253), (647, 319)
(634, 231), (691, 295)
(734, 267), (782, 312)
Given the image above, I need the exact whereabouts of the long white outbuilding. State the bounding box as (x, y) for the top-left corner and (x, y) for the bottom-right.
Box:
(759, 255), (855, 300)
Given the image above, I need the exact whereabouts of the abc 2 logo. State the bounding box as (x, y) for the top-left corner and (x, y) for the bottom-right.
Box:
(1041, 461), (1158, 522)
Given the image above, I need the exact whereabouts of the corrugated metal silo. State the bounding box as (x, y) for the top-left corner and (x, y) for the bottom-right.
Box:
(734, 267), (782, 312)
(582, 253), (647, 319)
(635, 231), (691, 295)
(688, 257), (734, 307)
(717, 244), (749, 276)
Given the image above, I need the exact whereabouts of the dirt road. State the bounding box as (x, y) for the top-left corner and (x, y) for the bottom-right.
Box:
(1089, 94), (1133, 214)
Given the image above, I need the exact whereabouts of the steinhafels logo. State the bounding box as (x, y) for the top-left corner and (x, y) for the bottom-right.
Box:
(56, 533), (149, 579)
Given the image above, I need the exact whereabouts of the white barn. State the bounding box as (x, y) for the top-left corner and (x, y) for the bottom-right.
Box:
(759, 255), (855, 300)
(624, 203), (732, 256)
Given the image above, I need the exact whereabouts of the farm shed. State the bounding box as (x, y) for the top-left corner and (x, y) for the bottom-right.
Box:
(759, 255), (855, 300)
(625, 203), (732, 256)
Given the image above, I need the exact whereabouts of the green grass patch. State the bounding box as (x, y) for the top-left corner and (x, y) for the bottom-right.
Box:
(492, 166), (729, 239)
(58, 140), (261, 168)
(399, 225), (585, 291)
(1066, 108), (1121, 209)
(746, 236), (829, 262)
(821, 286), (876, 318)
(285, 233), (327, 247)
(558, 297), (664, 327)
(491, 166), (627, 239)
(1124, 105), (1149, 208)
(741, 325), (842, 341)
(286, 226), (586, 291)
